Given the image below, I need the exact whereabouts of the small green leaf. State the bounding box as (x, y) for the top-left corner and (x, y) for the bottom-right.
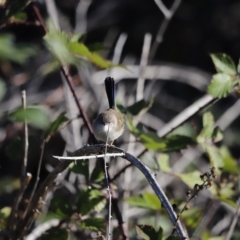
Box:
(125, 116), (143, 135)
(80, 218), (105, 231)
(210, 53), (236, 75)
(220, 146), (240, 173)
(136, 225), (163, 240)
(126, 192), (161, 210)
(49, 197), (72, 219)
(139, 133), (195, 152)
(68, 42), (118, 69)
(42, 227), (68, 240)
(43, 112), (68, 140)
(197, 112), (213, 143)
(90, 165), (105, 183)
(127, 98), (153, 116)
(177, 171), (203, 189)
(158, 154), (171, 173)
(9, 12), (27, 21)
(44, 30), (77, 65)
(69, 161), (89, 180)
(0, 34), (35, 63)
(9, 106), (50, 129)
(0, 177), (20, 194)
(76, 189), (104, 216)
(203, 143), (224, 169)
(87, 42), (107, 53)
(116, 102), (127, 114)
(217, 196), (237, 208)
(207, 73), (234, 98)
(70, 33), (83, 42)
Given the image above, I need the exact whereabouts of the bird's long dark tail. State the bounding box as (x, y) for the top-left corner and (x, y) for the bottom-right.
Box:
(105, 77), (115, 109)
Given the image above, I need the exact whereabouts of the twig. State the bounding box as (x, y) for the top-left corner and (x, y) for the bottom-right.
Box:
(20, 140), (46, 238)
(22, 90), (29, 183)
(112, 33), (128, 64)
(136, 33), (152, 101)
(25, 219), (60, 240)
(32, 3), (93, 135)
(15, 145), (188, 239)
(158, 94), (217, 137)
(153, 0), (171, 18)
(92, 64), (211, 91)
(150, 0), (181, 61)
(54, 152), (125, 160)
(6, 90), (31, 230)
(104, 126), (112, 240)
(6, 173), (32, 230)
(225, 198), (240, 240)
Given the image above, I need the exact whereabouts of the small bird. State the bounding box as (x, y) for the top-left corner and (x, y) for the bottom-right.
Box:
(92, 77), (124, 144)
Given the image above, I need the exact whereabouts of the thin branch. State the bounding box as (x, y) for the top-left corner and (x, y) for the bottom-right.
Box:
(225, 198), (240, 240)
(92, 64), (211, 91)
(6, 91), (31, 230)
(112, 33), (128, 64)
(15, 145), (188, 239)
(136, 33), (152, 101)
(32, 3), (93, 134)
(158, 94), (217, 137)
(153, 0), (171, 18)
(20, 141), (46, 238)
(104, 126), (112, 240)
(150, 0), (181, 61)
(22, 90), (29, 183)
(26, 219), (60, 240)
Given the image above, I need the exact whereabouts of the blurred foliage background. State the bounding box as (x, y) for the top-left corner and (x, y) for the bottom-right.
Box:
(0, 0), (240, 239)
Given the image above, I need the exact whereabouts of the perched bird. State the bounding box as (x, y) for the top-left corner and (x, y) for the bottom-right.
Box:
(92, 77), (124, 144)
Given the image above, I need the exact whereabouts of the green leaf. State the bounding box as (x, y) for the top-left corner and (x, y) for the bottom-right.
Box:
(207, 73), (234, 98)
(177, 171), (203, 189)
(69, 161), (89, 180)
(41, 227), (68, 240)
(127, 98), (154, 116)
(126, 192), (161, 210)
(139, 133), (195, 152)
(68, 42), (118, 69)
(0, 34), (35, 63)
(0, 177), (20, 194)
(43, 112), (68, 140)
(76, 189), (104, 216)
(125, 115), (143, 135)
(70, 33), (83, 42)
(208, 237), (224, 240)
(197, 112), (223, 143)
(0, 79), (6, 102)
(2, 0), (30, 19)
(158, 154), (171, 173)
(90, 165), (105, 183)
(203, 143), (224, 169)
(220, 146), (240, 173)
(9, 12), (27, 21)
(87, 42), (107, 53)
(49, 197), (72, 219)
(136, 225), (163, 240)
(217, 196), (237, 208)
(80, 218), (105, 231)
(44, 30), (77, 65)
(210, 53), (236, 75)
(9, 106), (50, 129)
